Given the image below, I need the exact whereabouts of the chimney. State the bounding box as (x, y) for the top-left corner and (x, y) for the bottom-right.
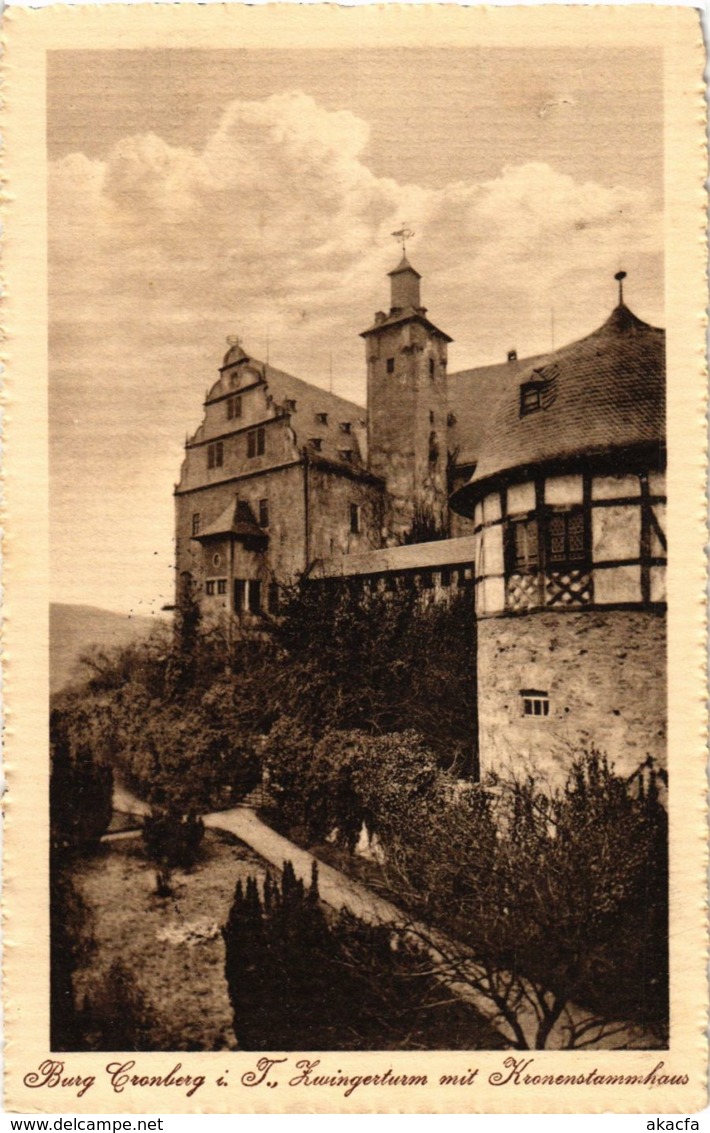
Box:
(507, 349), (517, 363)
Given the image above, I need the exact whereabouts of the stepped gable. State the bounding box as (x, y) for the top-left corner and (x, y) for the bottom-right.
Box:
(205, 350), (368, 470)
(451, 301), (665, 511)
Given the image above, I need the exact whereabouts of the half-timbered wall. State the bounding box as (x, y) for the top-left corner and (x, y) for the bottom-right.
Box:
(472, 469), (666, 617)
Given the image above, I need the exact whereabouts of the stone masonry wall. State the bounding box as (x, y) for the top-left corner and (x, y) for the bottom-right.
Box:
(477, 609), (666, 786)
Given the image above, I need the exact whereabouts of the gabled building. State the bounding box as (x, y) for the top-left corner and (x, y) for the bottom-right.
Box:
(175, 258), (666, 782)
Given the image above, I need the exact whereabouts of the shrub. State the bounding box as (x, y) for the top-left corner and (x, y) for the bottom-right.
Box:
(142, 807), (205, 871)
(223, 861), (504, 1050)
(78, 961), (158, 1051)
(50, 707), (113, 854)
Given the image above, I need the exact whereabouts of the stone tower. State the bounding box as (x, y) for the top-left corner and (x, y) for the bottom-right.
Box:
(361, 256), (453, 541)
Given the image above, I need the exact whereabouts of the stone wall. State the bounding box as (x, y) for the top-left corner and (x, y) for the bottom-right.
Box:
(477, 608), (666, 786)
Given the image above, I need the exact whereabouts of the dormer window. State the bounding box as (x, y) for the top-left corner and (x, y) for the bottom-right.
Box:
(226, 395), (242, 420)
(315, 412), (328, 425)
(340, 421), (352, 435)
(520, 382), (542, 416)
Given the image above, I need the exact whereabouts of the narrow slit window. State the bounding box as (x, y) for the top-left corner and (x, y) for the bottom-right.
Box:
(350, 503), (361, 535)
(191, 513), (200, 537)
(386, 357), (395, 374)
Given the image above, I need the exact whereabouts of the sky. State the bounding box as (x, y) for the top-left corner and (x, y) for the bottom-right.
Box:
(48, 47), (664, 615)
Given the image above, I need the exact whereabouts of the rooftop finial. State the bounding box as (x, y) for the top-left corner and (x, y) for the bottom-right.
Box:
(614, 270), (627, 306)
(391, 225), (415, 256)
(226, 334), (242, 347)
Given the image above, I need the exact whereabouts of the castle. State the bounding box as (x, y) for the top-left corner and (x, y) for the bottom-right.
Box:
(175, 256), (666, 783)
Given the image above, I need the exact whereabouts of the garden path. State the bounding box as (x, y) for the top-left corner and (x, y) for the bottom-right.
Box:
(203, 806), (655, 1052)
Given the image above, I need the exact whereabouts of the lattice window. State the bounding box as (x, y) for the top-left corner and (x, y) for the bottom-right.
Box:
(506, 572), (543, 611)
(547, 508), (586, 565)
(546, 569), (592, 608)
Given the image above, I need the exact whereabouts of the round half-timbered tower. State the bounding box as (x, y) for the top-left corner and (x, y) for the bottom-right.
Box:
(450, 283), (666, 783)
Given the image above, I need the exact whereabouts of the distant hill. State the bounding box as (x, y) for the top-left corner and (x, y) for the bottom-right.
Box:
(50, 603), (168, 694)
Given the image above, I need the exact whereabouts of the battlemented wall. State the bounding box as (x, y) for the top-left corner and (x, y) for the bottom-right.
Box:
(477, 608), (667, 785)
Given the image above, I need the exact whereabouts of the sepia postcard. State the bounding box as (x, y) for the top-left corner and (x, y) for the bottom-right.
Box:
(2, 3), (707, 1114)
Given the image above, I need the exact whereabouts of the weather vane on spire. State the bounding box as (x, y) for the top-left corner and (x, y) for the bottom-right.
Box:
(391, 226), (415, 255)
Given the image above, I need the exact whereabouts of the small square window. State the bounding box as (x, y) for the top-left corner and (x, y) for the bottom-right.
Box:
(521, 690), (550, 717)
(284, 398), (297, 412)
(217, 579), (227, 595)
(191, 513), (200, 537)
(350, 503), (361, 535)
(258, 498), (269, 527)
(386, 357), (395, 374)
(339, 449), (354, 463)
(315, 412), (328, 425)
(309, 438), (323, 452)
(340, 421), (352, 435)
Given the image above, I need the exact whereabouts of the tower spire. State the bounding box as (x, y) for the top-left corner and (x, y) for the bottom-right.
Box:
(615, 270), (627, 306)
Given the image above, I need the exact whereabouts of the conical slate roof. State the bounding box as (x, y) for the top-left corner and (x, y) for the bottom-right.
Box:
(450, 302), (665, 515)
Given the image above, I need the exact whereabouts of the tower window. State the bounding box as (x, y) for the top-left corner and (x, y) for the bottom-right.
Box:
(226, 395), (242, 420)
(350, 503), (361, 534)
(191, 513), (200, 537)
(546, 508), (587, 564)
(315, 412), (328, 425)
(429, 410), (435, 424)
(340, 421), (352, 434)
(268, 582), (280, 614)
(386, 357), (395, 374)
(258, 498), (269, 528)
(247, 427), (266, 458)
(429, 358), (435, 378)
(507, 517), (540, 574)
(207, 441), (224, 469)
(521, 690), (550, 717)
(234, 578), (246, 612)
(248, 579), (262, 613)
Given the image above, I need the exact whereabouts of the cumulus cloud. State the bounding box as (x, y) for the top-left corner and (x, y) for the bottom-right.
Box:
(49, 90), (663, 611)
